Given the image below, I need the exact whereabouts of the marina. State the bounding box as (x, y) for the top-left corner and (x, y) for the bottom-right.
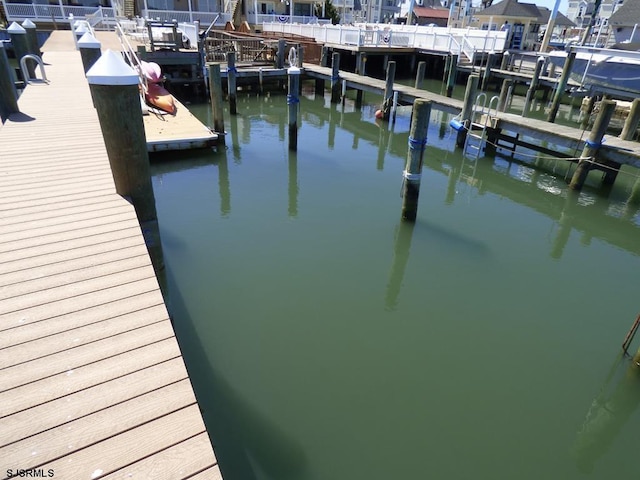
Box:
(3, 1), (640, 478)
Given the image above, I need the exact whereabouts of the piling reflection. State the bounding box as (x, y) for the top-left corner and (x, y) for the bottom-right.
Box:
(288, 149), (298, 218)
(229, 113), (241, 163)
(384, 222), (415, 311)
(217, 146), (231, 217)
(572, 354), (640, 473)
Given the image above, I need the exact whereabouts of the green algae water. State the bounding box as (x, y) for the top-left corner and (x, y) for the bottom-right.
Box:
(151, 86), (640, 480)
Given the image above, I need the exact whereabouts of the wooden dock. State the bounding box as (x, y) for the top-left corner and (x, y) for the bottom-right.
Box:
(302, 64), (640, 169)
(0, 33), (221, 479)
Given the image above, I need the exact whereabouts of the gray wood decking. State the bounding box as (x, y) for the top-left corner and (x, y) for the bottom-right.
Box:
(0, 32), (220, 479)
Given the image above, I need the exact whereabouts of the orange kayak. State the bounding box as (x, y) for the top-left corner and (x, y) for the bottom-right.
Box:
(146, 82), (177, 115)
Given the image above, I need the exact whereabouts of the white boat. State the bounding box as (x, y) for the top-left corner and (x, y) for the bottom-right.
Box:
(548, 46), (640, 99)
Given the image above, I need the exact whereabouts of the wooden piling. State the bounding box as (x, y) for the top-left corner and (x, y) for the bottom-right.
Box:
(522, 56), (545, 116)
(446, 54), (457, 97)
(456, 74), (479, 148)
(22, 19), (41, 58)
(8, 22), (34, 78)
(547, 50), (576, 123)
(569, 99), (617, 190)
(500, 51), (510, 70)
(355, 89), (363, 109)
(382, 60), (396, 120)
(580, 96), (597, 129)
(77, 32), (101, 73)
(87, 51), (156, 222)
(620, 98), (640, 141)
(360, 52), (367, 76)
(415, 60), (426, 90)
(330, 52), (341, 104)
(287, 65), (300, 151)
(497, 78), (513, 112)
(208, 63), (225, 141)
(481, 52), (495, 91)
(401, 99), (431, 222)
(321, 46), (329, 67)
(227, 51), (237, 115)
(277, 39), (286, 69)
(297, 45), (304, 95)
(0, 41), (19, 122)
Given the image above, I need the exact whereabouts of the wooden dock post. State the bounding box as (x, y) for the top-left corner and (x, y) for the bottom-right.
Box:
(497, 78), (513, 112)
(227, 51), (237, 115)
(415, 60), (426, 89)
(208, 63), (225, 142)
(287, 63), (300, 151)
(77, 32), (102, 73)
(22, 19), (41, 58)
(277, 39), (286, 69)
(381, 60), (396, 120)
(481, 52), (495, 91)
(0, 41), (19, 122)
(355, 89), (363, 109)
(620, 98), (640, 141)
(297, 45), (304, 95)
(86, 50), (164, 276)
(569, 100), (617, 190)
(360, 52), (367, 76)
(500, 51), (510, 70)
(401, 99), (431, 222)
(8, 22), (34, 78)
(547, 50), (576, 123)
(456, 74), (479, 148)
(446, 54), (457, 97)
(321, 46), (329, 67)
(86, 50), (157, 224)
(522, 56), (545, 116)
(330, 52), (341, 104)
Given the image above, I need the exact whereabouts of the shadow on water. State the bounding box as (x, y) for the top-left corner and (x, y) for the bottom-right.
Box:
(166, 270), (308, 480)
(572, 353), (640, 474)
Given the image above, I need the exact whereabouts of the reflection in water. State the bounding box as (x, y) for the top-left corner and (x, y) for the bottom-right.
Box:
(288, 149), (298, 218)
(217, 146), (231, 217)
(385, 222), (415, 310)
(229, 113), (241, 163)
(153, 92), (640, 480)
(572, 355), (640, 473)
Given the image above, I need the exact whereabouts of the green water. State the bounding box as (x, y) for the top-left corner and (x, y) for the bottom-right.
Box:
(151, 85), (640, 480)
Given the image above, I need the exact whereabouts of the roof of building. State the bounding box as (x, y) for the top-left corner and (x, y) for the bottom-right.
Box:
(479, 0), (540, 18)
(609, 1), (640, 27)
(476, 0), (574, 26)
(413, 6), (450, 19)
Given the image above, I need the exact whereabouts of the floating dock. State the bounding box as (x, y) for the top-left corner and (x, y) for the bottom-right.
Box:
(0, 32), (221, 478)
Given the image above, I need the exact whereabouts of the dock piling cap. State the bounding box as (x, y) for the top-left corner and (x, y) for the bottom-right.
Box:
(8, 22), (26, 34)
(78, 32), (101, 49)
(86, 49), (140, 86)
(22, 19), (36, 29)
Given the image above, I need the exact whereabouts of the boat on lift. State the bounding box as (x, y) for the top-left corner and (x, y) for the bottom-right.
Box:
(548, 45), (640, 100)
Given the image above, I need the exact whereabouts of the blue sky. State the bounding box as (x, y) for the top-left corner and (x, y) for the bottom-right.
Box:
(522, 0), (569, 14)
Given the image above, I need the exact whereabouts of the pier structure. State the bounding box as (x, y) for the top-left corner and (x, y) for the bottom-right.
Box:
(0, 30), (221, 478)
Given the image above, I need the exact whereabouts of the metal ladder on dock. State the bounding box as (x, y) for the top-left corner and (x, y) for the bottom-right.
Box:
(464, 92), (499, 159)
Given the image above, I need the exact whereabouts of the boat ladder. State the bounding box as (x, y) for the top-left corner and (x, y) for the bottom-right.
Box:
(20, 54), (48, 85)
(463, 92), (499, 159)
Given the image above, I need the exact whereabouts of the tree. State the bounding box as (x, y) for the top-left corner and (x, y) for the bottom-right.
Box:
(315, 0), (340, 25)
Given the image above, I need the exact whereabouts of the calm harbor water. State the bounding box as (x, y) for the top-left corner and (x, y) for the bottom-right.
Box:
(151, 83), (640, 480)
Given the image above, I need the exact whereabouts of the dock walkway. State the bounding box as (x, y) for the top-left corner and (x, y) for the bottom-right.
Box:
(303, 64), (640, 169)
(0, 33), (221, 479)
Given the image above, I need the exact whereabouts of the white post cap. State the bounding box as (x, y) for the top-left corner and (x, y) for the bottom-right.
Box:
(8, 22), (26, 34)
(78, 32), (101, 49)
(22, 19), (36, 28)
(86, 49), (140, 86)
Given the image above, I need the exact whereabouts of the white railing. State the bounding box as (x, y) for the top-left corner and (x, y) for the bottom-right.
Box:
(263, 22), (508, 54)
(251, 13), (330, 25)
(3, 1), (115, 24)
(142, 8), (230, 25)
